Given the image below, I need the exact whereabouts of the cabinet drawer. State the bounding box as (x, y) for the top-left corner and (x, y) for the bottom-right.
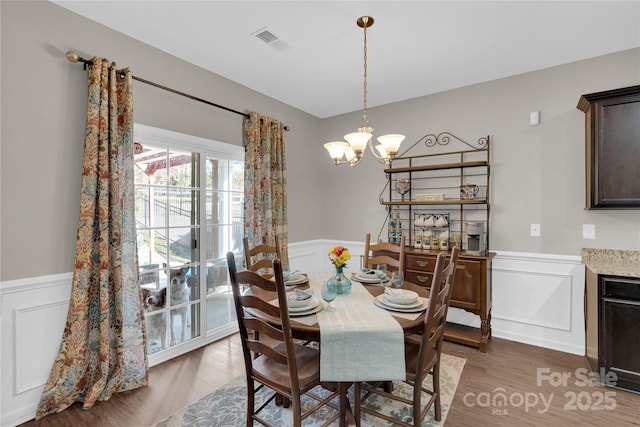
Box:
(406, 254), (435, 272)
(406, 270), (433, 286)
(601, 276), (640, 301)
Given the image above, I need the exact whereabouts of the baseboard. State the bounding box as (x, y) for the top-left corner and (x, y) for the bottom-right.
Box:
(493, 329), (585, 356)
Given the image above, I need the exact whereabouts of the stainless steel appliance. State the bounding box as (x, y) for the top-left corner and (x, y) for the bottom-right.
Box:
(465, 222), (485, 254)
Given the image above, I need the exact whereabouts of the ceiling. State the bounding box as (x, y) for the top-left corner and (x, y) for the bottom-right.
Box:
(53, 1), (640, 119)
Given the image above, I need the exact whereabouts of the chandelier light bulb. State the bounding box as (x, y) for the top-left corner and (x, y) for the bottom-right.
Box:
(324, 141), (349, 163)
(344, 131), (372, 154)
(377, 134), (406, 157)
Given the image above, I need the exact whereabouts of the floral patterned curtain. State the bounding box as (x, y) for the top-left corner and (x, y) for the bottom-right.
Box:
(37, 58), (147, 419)
(243, 112), (289, 266)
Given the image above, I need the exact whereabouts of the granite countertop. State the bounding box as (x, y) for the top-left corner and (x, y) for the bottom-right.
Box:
(582, 248), (640, 278)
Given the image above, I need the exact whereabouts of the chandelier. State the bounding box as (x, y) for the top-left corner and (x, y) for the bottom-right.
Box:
(324, 16), (405, 167)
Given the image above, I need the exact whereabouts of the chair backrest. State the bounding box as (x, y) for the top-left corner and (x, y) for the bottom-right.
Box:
(363, 233), (406, 273)
(416, 246), (460, 377)
(440, 246), (459, 313)
(242, 236), (282, 279)
(226, 251), (301, 395)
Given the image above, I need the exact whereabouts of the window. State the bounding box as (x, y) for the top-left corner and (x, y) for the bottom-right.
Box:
(133, 124), (243, 364)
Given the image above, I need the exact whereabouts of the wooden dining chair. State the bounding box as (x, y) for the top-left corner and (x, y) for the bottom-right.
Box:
(226, 252), (343, 427)
(354, 246), (460, 426)
(243, 236), (282, 279)
(242, 236), (284, 358)
(363, 232), (406, 274)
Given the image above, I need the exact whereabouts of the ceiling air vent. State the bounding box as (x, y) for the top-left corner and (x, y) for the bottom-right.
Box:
(253, 28), (279, 44)
(251, 27), (290, 52)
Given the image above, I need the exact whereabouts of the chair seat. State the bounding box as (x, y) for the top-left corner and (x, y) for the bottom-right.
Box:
(253, 343), (320, 393)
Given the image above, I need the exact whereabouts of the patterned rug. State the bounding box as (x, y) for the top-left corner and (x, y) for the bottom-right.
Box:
(152, 353), (466, 426)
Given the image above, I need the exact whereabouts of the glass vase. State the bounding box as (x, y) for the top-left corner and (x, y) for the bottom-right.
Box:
(328, 266), (351, 295)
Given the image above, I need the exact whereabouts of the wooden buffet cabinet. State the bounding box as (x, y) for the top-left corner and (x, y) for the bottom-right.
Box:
(405, 248), (494, 352)
(378, 132), (494, 352)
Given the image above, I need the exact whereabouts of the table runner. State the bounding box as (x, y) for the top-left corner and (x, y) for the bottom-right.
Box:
(307, 272), (406, 382)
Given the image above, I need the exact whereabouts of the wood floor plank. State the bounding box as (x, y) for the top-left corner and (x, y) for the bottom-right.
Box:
(19, 335), (640, 426)
(19, 335), (246, 427)
(444, 338), (640, 426)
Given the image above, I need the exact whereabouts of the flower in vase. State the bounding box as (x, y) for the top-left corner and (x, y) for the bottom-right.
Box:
(328, 246), (351, 269)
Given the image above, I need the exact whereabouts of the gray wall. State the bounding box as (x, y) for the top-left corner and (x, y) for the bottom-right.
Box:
(1, 1), (639, 281)
(0, 1), (322, 280)
(318, 48), (640, 254)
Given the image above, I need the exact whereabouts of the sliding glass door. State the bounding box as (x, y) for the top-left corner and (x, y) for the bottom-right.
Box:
(133, 124), (242, 364)
(203, 155), (244, 332)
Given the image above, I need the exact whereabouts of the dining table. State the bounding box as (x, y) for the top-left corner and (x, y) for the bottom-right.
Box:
(248, 272), (429, 337)
(244, 271), (430, 426)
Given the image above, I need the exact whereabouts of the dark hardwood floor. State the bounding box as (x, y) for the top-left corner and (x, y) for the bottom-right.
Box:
(444, 339), (640, 426)
(21, 335), (640, 426)
(20, 336), (246, 427)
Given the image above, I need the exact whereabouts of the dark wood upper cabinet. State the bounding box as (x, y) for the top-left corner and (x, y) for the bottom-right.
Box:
(577, 85), (640, 209)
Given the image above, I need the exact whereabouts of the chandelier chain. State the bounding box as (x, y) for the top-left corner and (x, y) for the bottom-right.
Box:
(362, 19), (369, 129)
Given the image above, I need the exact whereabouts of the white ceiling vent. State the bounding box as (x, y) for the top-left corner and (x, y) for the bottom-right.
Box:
(255, 29), (279, 44)
(251, 27), (291, 52)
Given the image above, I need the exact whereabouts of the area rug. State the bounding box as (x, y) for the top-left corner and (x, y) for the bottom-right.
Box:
(152, 353), (465, 426)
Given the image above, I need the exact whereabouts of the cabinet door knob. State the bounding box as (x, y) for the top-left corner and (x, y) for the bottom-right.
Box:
(417, 260), (428, 268)
(417, 275), (429, 283)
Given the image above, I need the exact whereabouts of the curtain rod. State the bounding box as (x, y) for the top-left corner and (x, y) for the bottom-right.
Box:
(65, 51), (290, 131)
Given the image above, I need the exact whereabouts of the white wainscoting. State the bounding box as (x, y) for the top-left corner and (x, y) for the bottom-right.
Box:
(0, 242), (585, 427)
(490, 250), (585, 355)
(1, 273), (72, 427)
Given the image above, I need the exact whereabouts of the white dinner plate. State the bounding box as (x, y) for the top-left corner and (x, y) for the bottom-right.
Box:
(351, 273), (390, 285)
(356, 270), (384, 279)
(288, 297), (319, 313)
(288, 300), (326, 317)
(285, 274), (309, 286)
(381, 295), (422, 309)
(374, 295), (429, 313)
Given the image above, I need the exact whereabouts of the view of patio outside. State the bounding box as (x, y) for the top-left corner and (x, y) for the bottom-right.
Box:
(134, 142), (244, 355)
